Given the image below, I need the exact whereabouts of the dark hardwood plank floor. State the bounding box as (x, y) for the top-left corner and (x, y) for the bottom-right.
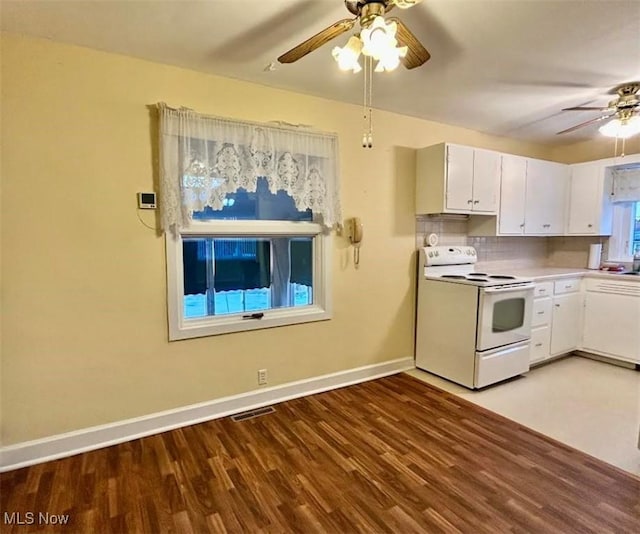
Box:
(1, 373), (639, 533)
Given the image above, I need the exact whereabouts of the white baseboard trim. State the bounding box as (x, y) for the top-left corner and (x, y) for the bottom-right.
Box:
(0, 357), (414, 472)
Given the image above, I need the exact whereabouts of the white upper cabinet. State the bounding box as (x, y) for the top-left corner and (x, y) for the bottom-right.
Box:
(567, 160), (613, 235)
(472, 149), (501, 213)
(444, 144), (475, 211)
(465, 150), (634, 238)
(498, 154), (527, 235)
(469, 155), (569, 237)
(416, 143), (500, 215)
(524, 159), (569, 235)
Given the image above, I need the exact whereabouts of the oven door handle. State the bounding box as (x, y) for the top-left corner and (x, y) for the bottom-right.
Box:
(483, 284), (534, 294)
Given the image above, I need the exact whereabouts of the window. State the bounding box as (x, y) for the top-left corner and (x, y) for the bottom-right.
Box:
(167, 216), (331, 340)
(608, 203), (637, 262)
(168, 178), (329, 339)
(633, 202), (640, 256)
(158, 104), (340, 340)
(607, 163), (640, 262)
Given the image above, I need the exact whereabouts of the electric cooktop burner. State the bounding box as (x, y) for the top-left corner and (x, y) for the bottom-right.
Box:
(440, 273), (517, 280)
(428, 271), (532, 287)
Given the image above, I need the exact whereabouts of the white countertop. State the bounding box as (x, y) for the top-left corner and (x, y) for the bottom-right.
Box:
(474, 263), (640, 282)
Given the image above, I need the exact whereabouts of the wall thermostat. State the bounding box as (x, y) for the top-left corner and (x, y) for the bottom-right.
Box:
(137, 192), (156, 209)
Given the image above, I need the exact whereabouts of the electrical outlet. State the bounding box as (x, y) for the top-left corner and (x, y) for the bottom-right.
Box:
(257, 369), (268, 385)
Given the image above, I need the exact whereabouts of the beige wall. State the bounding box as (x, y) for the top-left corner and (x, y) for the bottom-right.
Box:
(0, 33), (553, 445)
(550, 136), (640, 164)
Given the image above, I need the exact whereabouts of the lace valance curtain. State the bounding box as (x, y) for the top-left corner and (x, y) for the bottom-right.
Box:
(157, 103), (341, 233)
(611, 167), (640, 202)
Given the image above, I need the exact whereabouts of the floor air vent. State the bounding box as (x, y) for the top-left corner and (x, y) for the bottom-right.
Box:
(231, 406), (275, 422)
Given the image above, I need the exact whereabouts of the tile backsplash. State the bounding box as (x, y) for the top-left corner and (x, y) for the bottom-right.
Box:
(416, 215), (606, 268)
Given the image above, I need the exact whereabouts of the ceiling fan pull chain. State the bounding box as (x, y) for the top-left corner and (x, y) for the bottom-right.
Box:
(362, 55), (374, 148)
(368, 56), (374, 148)
(362, 53), (368, 147)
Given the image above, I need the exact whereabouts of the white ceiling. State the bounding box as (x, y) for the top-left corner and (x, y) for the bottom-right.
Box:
(2, 0), (640, 145)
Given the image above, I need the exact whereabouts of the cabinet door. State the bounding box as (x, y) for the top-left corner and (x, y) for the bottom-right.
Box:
(582, 292), (640, 362)
(567, 162), (612, 235)
(445, 145), (474, 211)
(545, 162), (569, 233)
(532, 297), (552, 327)
(499, 155), (527, 234)
(530, 326), (551, 364)
(525, 159), (568, 234)
(472, 149), (500, 213)
(568, 163), (599, 234)
(550, 293), (582, 355)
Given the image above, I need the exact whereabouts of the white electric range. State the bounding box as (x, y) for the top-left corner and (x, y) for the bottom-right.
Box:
(416, 245), (534, 389)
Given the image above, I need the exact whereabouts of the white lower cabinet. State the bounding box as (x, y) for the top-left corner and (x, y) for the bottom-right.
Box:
(531, 278), (582, 364)
(530, 282), (553, 364)
(530, 326), (551, 364)
(550, 292), (583, 356)
(529, 275), (640, 366)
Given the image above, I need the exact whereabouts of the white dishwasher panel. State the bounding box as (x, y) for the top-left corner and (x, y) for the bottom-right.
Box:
(582, 291), (640, 363)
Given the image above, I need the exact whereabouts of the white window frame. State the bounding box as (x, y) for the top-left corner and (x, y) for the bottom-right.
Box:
(608, 202), (636, 262)
(166, 220), (332, 340)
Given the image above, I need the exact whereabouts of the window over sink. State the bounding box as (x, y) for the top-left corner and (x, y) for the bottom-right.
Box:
(634, 202), (640, 256)
(607, 162), (640, 262)
(608, 201), (640, 262)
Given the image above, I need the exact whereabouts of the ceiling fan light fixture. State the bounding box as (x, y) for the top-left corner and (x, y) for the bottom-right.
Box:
(360, 16), (398, 60)
(332, 35), (363, 72)
(393, 0), (424, 8)
(599, 115), (640, 139)
(374, 45), (408, 72)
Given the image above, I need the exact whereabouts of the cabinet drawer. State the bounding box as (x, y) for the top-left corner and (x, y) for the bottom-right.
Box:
(532, 297), (552, 327)
(554, 278), (581, 295)
(475, 342), (530, 388)
(534, 282), (554, 298)
(530, 326), (550, 364)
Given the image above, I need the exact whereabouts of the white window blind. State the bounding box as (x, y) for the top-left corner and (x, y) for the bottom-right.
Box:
(611, 166), (640, 202)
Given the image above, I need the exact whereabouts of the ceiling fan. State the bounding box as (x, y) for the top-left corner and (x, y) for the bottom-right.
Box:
(557, 82), (640, 135)
(277, 0), (430, 69)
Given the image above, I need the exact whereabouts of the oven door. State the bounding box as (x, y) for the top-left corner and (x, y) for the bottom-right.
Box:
(477, 284), (534, 351)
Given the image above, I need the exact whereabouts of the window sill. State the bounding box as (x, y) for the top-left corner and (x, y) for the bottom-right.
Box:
(169, 306), (331, 341)
(605, 257), (633, 265)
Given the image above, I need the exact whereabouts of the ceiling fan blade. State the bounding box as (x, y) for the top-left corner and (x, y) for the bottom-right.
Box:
(562, 106), (611, 111)
(388, 17), (430, 69)
(277, 18), (356, 64)
(556, 114), (615, 135)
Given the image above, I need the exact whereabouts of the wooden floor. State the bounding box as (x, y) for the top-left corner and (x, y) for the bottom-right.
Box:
(1, 373), (639, 533)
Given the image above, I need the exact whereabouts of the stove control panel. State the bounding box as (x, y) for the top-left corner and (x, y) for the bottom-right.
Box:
(422, 246), (477, 266)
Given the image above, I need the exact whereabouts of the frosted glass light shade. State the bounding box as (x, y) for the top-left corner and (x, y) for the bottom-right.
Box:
(332, 36), (363, 73)
(361, 16), (398, 60)
(599, 116), (640, 139)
